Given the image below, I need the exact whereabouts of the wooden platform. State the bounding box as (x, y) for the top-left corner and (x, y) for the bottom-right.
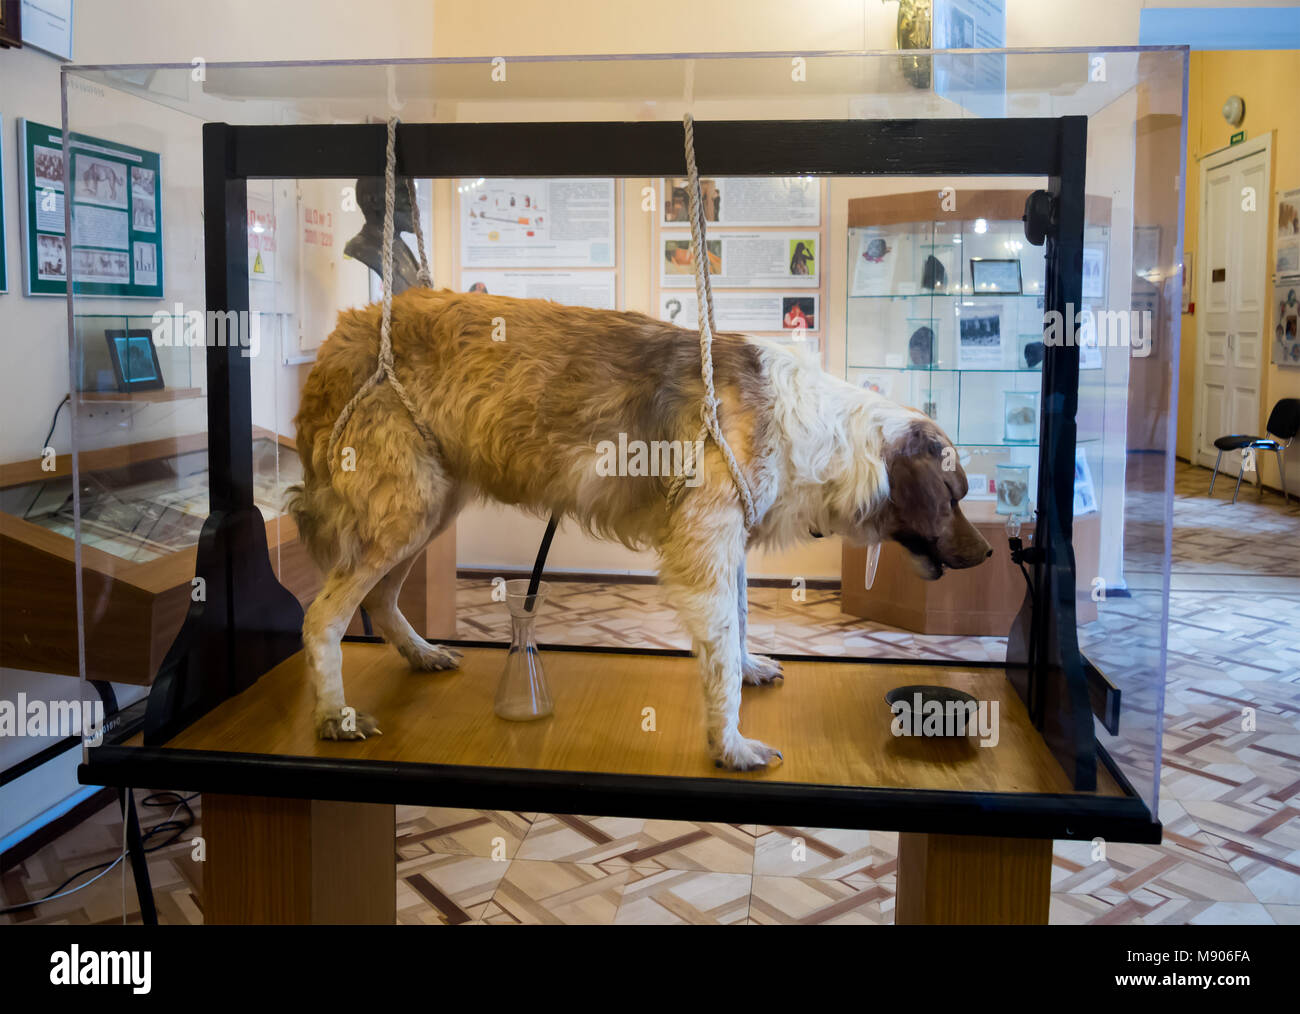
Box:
(165, 642), (1123, 799)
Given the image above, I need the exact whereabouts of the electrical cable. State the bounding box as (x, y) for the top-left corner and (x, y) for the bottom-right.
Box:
(0, 791), (197, 917)
(41, 393), (70, 453)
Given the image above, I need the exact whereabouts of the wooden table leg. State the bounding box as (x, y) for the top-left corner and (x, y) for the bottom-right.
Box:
(203, 794), (395, 924)
(895, 832), (1051, 924)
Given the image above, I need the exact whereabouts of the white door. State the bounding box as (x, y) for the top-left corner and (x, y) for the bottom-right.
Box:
(1195, 139), (1270, 475)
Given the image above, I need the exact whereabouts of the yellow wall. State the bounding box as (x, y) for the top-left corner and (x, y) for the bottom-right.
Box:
(1179, 49), (1300, 492)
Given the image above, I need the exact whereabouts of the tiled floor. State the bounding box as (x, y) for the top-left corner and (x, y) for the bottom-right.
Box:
(3, 462), (1298, 925)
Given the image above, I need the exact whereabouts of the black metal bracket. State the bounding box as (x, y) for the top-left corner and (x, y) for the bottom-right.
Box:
(1022, 189), (1056, 247)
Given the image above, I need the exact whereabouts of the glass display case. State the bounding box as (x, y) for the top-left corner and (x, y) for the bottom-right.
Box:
(846, 200), (1113, 513)
(841, 194), (1116, 638)
(44, 48), (1187, 922)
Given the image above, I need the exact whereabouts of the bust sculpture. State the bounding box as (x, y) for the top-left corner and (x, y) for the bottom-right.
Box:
(343, 175), (422, 294)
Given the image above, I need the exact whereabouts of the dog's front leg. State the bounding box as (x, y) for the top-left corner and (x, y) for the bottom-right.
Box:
(737, 555), (784, 686)
(660, 506), (783, 771)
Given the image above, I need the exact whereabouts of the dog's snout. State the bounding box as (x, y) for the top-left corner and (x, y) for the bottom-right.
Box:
(985, 547), (993, 558)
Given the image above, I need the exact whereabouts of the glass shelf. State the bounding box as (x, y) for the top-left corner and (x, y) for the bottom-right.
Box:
(847, 365), (1047, 374)
(73, 313), (197, 395)
(847, 291), (1046, 300)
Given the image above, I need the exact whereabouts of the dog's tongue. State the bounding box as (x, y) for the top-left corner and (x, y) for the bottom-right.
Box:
(864, 542), (882, 589)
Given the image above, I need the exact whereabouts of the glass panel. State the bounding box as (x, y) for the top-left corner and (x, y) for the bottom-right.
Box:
(62, 48), (1182, 841)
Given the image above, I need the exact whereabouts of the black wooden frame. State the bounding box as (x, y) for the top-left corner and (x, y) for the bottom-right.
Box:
(78, 115), (1158, 842)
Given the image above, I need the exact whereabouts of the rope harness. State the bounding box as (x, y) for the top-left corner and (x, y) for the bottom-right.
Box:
(326, 115), (757, 540)
(327, 117), (437, 474)
(667, 114), (759, 530)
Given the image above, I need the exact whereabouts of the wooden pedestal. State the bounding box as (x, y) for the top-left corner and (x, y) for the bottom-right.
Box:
(202, 794), (396, 924)
(842, 501), (1099, 636)
(895, 832), (1052, 924)
(149, 646), (1120, 924)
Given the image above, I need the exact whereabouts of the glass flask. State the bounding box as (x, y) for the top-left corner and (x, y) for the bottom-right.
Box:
(494, 579), (554, 721)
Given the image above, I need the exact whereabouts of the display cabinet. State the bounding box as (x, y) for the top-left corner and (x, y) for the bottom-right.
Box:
(52, 49), (1186, 924)
(842, 191), (1113, 633)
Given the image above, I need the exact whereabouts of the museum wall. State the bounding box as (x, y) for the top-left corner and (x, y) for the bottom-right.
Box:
(1177, 48), (1300, 496)
(0, 0), (1229, 836)
(0, 0), (440, 844)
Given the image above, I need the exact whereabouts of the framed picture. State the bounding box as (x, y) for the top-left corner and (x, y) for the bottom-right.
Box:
(957, 306), (1002, 368)
(1003, 390), (1038, 443)
(970, 257), (1022, 294)
(105, 329), (165, 392)
(0, 1), (20, 49)
(1082, 244), (1106, 300)
(1073, 447), (1098, 515)
(1274, 284), (1300, 368)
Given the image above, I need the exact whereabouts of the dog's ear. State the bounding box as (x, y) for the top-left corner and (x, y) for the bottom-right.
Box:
(887, 422), (945, 463)
(883, 420), (949, 523)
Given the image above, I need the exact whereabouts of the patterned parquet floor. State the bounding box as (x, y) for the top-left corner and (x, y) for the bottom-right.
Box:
(3, 462), (1298, 925)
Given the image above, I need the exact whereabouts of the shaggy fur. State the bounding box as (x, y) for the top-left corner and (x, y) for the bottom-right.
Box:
(290, 290), (991, 769)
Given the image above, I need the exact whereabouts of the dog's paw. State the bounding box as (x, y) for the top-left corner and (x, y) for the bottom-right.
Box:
(316, 707), (382, 741)
(712, 734), (784, 771)
(402, 641), (462, 672)
(742, 653), (784, 686)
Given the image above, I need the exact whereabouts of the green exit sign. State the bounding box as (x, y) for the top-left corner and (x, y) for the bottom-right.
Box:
(1230, 130), (1246, 145)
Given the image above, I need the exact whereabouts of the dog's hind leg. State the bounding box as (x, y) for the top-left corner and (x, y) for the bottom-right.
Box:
(361, 538), (462, 674)
(306, 554), (403, 740)
(659, 500), (783, 771)
(303, 418), (461, 740)
(736, 556), (784, 686)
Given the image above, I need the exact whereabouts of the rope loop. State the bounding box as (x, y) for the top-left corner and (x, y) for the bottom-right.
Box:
(327, 116), (436, 474)
(667, 114), (758, 529)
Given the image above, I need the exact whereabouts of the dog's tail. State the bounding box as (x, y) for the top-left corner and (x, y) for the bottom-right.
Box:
(287, 302), (389, 574)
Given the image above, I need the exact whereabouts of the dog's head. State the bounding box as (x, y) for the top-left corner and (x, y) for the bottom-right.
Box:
(874, 417), (993, 580)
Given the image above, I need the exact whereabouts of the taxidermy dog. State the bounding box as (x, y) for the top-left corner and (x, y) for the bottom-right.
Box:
(290, 290), (992, 770)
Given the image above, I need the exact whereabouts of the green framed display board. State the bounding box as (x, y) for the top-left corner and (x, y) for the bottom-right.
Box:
(17, 119), (163, 298)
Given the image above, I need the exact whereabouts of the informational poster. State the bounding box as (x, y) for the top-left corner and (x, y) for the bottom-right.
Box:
(0, 116), (7, 293)
(1274, 282), (1300, 368)
(850, 227), (920, 296)
(459, 269), (616, 310)
(661, 231), (818, 289)
(932, 0), (1007, 119)
(660, 291), (818, 334)
(248, 188), (277, 281)
(20, 0), (74, 60)
(18, 119), (163, 298)
(460, 177), (615, 268)
(1277, 188), (1300, 278)
(662, 176), (820, 228)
